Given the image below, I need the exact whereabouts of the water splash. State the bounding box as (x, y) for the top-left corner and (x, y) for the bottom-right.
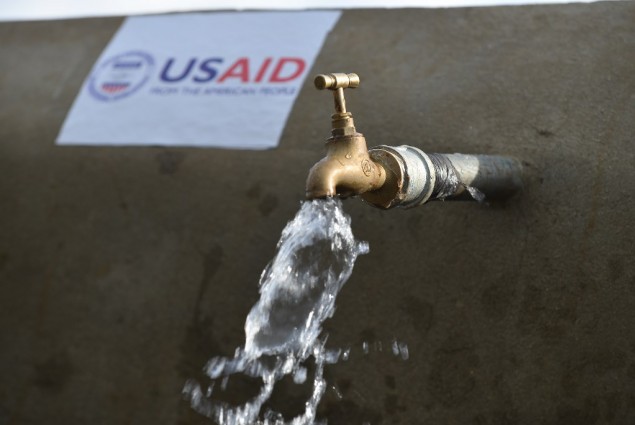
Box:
(183, 198), (368, 425)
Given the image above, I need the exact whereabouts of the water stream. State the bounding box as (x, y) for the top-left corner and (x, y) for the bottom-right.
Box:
(183, 198), (369, 424)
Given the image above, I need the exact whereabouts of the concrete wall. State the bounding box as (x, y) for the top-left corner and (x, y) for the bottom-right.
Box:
(1, 2), (634, 424)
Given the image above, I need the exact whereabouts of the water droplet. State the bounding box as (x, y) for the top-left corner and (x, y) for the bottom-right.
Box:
(399, 342), (410, 361)
(332, 384), (343, 400)
(392, 340), (400, 356)
(324, 348), (341, 364)
(293, 367), (307, 384)
(342, 347), (351, 361)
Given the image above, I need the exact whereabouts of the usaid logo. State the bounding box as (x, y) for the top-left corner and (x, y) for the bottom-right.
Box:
(89, 51), (154, 101)
(88, 51), (307, 101)
(157, 57), (306, 84)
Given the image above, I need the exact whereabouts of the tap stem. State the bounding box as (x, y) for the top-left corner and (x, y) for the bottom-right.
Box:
(333, 88), (347, 114)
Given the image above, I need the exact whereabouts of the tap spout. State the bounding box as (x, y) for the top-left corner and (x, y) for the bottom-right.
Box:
(306, 133), (386, 199)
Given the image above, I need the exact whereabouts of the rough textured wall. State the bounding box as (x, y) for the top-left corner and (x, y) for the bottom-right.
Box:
(1, 3), (634, 424)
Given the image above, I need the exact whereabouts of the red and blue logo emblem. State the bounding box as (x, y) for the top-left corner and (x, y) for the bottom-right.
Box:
(88, 51), (154, 101)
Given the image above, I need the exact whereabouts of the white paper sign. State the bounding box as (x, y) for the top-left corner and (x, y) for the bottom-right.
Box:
(56, 11), (341, 149)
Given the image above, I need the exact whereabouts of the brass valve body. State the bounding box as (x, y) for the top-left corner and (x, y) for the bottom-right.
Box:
(306, 73), (386, 199)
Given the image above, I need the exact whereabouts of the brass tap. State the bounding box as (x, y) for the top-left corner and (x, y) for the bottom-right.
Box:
(305, 73), (386, 199)
(305, 72), (523, 208)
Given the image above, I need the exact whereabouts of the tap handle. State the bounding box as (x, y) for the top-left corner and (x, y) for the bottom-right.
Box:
(314, 73), (360, 90)
(314, 73), (360, 115)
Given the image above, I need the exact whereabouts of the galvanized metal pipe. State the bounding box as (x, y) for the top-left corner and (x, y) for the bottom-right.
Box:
(362, 145), (522, 209)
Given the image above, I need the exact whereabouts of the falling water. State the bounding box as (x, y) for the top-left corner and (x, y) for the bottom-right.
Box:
(183, 198), (369, 425)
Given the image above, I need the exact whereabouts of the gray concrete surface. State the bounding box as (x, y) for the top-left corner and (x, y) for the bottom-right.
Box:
(1, 2), (635, 424)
